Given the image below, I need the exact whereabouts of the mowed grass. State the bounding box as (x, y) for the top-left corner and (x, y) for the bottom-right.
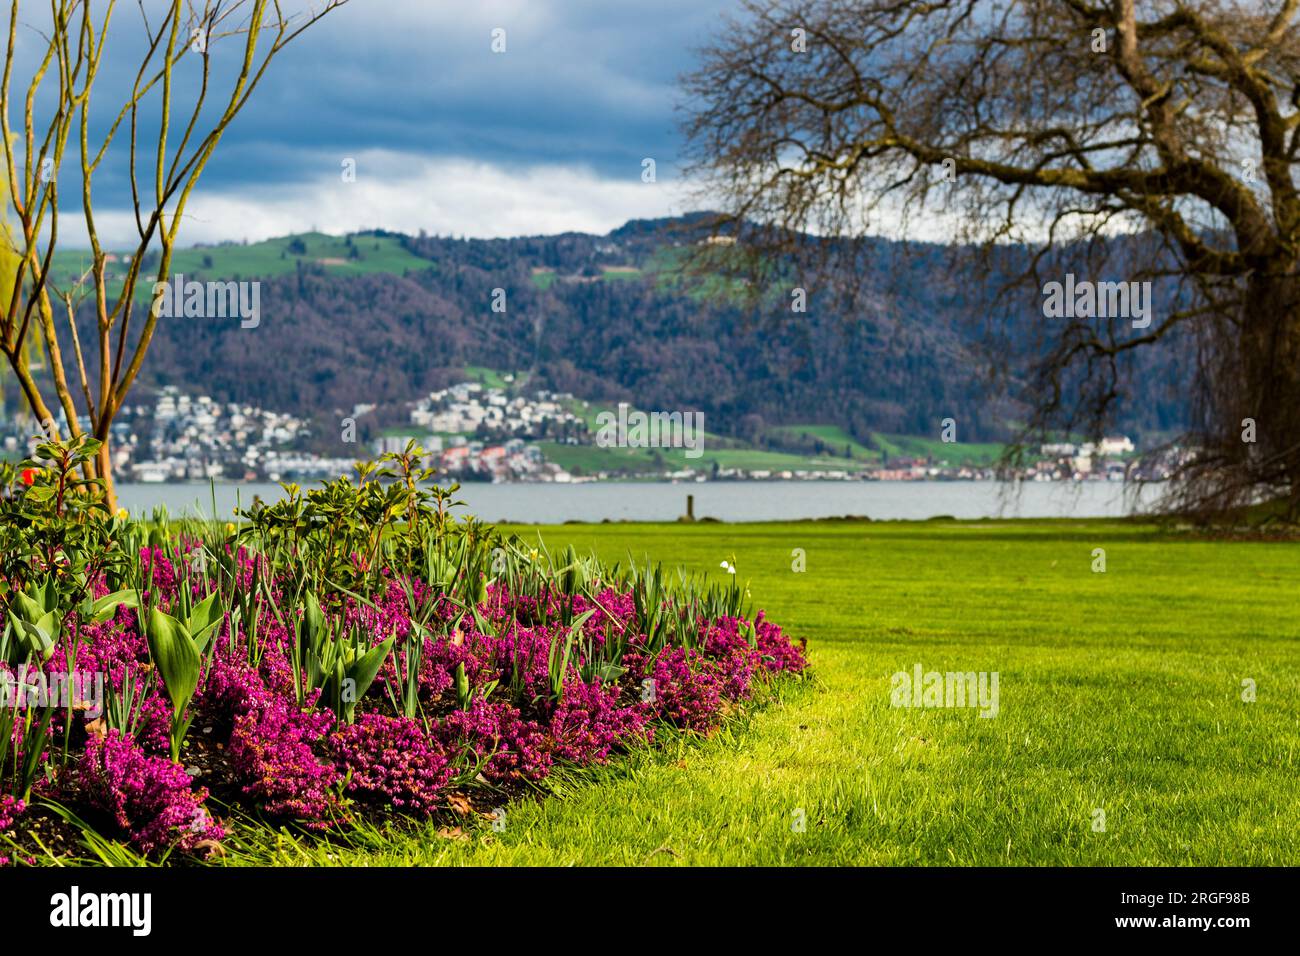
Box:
(219, 519), (1299, 866)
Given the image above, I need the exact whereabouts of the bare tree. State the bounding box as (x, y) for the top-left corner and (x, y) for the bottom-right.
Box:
(684, 0), (1300, 521)
(1, 0), (347, 509)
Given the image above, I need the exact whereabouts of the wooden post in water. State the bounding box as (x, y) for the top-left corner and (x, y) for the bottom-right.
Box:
(686, 494), (695, 521)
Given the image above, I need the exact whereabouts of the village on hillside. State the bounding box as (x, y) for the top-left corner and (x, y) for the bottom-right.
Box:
(0, 379), (1158, 485)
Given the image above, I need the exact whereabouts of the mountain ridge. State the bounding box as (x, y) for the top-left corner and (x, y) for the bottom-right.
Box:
(35, 216), (1192, 456)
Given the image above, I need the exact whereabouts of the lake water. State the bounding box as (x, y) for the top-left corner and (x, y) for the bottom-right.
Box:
(115, 479), (1160, 523)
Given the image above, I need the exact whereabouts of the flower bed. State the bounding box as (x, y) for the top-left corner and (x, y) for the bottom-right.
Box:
(0, 440), (807, 861)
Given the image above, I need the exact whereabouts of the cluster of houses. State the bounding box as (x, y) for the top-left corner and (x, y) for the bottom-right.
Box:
(1027, 437), (1136, 481)
(409, 382), (586, 443)
(374, 433), (572, 483)
(379, 382), (586, 482)
(116, 387), (352, 483)
(0, 375), (1147, 486)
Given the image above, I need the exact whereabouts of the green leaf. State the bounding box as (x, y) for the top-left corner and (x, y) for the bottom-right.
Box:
(186, 592), (223, 653)
(12, 591), (43, 624)
(7, 611), (54, 662)
(22, 484), (54, 503)
(89, 589), (140, 624)
(455, 661), (470, 709)
(550, 609), (596, 698)
(35, 610), (59, 642)
(301, 591), (326, 653)
(76, 438), (103, 460)
(595, 663), (627, 683)
(144, 607), (201, 718)
(346, 636), (395, 704)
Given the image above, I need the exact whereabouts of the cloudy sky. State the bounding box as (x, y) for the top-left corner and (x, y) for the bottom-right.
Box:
(8, 0), (734, 246)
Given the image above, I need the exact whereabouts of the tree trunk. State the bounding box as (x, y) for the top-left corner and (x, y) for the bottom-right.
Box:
(1229, 262), (1300, 515)
(96, 439), (117, 513)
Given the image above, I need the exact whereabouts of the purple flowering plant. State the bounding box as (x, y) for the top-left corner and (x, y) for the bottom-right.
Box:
(0, 441), (808, 862)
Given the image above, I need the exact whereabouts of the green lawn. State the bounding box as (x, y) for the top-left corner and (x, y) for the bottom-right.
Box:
(218, 518), (1300, 866)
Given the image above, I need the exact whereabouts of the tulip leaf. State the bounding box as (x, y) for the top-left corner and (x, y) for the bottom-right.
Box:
(186, 592), (223, 653)
(7, 611), (54, 662)
(302, 591), (326, 654)
(89, 589), (140, 623)
(347, 636), (395, 704)
(13, 591), (43, 624)
(145, 607), (200, 717)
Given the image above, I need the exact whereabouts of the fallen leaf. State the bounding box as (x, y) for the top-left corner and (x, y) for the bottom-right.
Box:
(446, 793), (474, 816)
(195, 840), (226, 858)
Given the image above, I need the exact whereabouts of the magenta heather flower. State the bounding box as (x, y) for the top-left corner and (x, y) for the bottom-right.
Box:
(203, 657), (341, 820)
(329, 713), (454, 814)
(549, 679), (652, 765)
(486, 621), (554, 698)
(200, 657), (268, 720)
(78, 730), (223, 855)
(229, 694), (340, 820)
(135, 692), (174, 755)
(437, 700), (552, 783)
(0, 795), (24, 832)
(139, 546), (178, 599)
(1, 527), (809, 843)
(61, 611), (148, 681)
(700, 617), (763, 700)
(343, 579), (418, 645)
(627, 646), (724, 734)
(753, 612), (807, 674)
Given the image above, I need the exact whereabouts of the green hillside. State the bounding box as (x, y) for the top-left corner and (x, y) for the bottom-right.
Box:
(766, 424), (1007, 468)
(873, 432), (1005, 467)
(423, 376), (1004, 478)
(48, 232), (433, 303)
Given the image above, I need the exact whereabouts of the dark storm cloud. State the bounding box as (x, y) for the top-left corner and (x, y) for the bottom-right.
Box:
(6, 0), (733, 206)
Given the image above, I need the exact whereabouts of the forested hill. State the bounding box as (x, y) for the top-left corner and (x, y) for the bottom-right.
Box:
(64, 215), (1192, 447)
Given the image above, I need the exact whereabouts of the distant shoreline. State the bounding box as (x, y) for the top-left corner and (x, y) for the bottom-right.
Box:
(114, 478), (1159, 523)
